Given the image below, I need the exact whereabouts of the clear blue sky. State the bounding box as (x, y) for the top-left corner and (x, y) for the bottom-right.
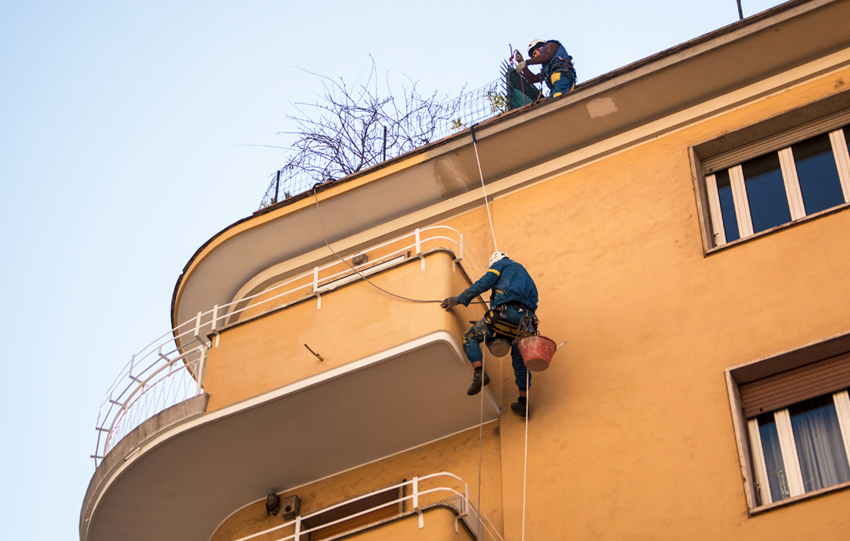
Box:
(0, 1), (783, 539)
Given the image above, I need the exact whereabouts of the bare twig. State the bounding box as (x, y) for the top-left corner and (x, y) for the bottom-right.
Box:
(276, 59), (463, 185)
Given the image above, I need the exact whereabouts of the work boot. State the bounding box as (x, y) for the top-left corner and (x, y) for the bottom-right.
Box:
(466, 368), (490, 395)
(510, 397), (529, 417)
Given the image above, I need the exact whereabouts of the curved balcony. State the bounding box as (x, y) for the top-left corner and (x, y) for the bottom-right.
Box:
(90, 227), (486, 464)
(83, 229), (501, 541)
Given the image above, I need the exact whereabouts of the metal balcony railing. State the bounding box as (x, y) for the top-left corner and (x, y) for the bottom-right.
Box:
(234, 472), (504, 541)
(91, 227), (485, 467)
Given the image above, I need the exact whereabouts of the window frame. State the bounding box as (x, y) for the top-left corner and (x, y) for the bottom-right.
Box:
(691, 92), (850, 253)
(746, 390), (850, 505)
(703, 123), (850, 247)
(726, 332), (850, 514)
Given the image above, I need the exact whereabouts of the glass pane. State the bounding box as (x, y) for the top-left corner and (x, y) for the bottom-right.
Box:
(714, 170), (740, 242)
(789, 394), (850, 493)
(757, 413), (790, 502)
(792, 134), (845, 215)
(742, 153), (791, 233)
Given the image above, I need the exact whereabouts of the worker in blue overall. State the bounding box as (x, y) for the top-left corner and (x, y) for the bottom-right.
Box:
(515, 39), (576, 98)
(441, 251), (539, 417)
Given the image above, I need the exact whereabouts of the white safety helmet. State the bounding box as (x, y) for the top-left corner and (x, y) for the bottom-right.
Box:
(528, 39), (545, 56)
(489, 251), (507, 266)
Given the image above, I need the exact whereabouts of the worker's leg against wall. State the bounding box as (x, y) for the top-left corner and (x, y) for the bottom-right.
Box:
(463, 319), (487, 365)
(511, 345), (530, 392)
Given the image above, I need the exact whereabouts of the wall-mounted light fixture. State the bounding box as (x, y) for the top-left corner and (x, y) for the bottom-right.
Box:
(266, 493), (281, 517)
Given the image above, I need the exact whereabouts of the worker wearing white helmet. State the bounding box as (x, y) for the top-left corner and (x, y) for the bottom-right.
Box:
(441, 251), (540, 417)
(514, 38), (576, 98)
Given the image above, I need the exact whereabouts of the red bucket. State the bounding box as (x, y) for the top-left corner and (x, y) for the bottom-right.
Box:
(518, 335), (557, 372)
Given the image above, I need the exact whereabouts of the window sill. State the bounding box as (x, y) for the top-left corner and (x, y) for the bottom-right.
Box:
(705, 201), (850, 256)
(749, 479), (850, 516)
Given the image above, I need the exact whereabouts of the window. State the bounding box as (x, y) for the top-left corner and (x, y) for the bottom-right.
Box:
(727, 338), (850, 511)
(703, 125), (850, 246)
(747, 390), (850, 505)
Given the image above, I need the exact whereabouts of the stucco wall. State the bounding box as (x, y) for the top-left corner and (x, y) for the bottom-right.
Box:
(433, 65), (850, 540)
(210, 66), (850, 540)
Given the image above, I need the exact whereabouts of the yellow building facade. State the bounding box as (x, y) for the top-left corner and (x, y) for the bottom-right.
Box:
(82, 1), (850, 539)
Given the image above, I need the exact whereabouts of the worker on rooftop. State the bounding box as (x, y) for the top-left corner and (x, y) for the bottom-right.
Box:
(514, 39), (576, 98)
(441, 251), (539, 417)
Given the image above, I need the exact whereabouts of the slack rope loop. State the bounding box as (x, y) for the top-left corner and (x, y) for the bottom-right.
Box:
(311, 188), (487, 305)
(312, 189), (440, 303)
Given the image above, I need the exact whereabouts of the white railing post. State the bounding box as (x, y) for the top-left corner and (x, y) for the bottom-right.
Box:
(415, 228), (425, 270)
(196, 348), (207, 396)
(193, 311), (210, 349)
(211, 304), (219, 333)
(129, 354), (141, 383)
(462, 482), (469, 517)
(294, 516), (302, 540)
(312, 267), (322, 309)
(412, 476), (424, 529)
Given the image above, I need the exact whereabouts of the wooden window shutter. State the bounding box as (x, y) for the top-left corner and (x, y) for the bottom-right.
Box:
(701, 110), (850, 174)
(301, 485), (402, 540)
(739, 352), (850, 418)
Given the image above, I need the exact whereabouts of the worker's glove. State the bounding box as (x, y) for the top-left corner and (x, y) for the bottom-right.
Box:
(514, 50), (524, 63)
(440, 297), (460, 310)
(516, 60), (527, 72)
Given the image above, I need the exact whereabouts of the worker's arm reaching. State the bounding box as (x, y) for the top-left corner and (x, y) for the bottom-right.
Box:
(515, 42), (561, 84)
(513, 39), (576, 98)
(440, 268), (499, 309)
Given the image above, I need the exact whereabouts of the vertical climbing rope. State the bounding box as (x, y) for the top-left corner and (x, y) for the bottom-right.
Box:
(470, 125), (498, 252)
(521, 371), (530, 541)
(471, 122), (496, 541)
(477, 354), (486, 540)
(470, 124), (533, 541)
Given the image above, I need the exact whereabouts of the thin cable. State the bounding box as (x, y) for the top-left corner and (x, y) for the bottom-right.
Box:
(521, 371), (530, 541)
(470, 125), (498, 252)
(312, 188), (439, 303)
(311, 188), (487, 305)
(476, 353), (487, 540)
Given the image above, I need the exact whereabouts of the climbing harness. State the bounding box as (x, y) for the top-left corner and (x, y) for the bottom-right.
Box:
(484, 305), (539, 341)
(483, 305), (539, 357)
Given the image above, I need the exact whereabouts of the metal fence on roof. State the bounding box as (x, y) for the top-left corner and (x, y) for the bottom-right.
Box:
(258, 71), (540, 209)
